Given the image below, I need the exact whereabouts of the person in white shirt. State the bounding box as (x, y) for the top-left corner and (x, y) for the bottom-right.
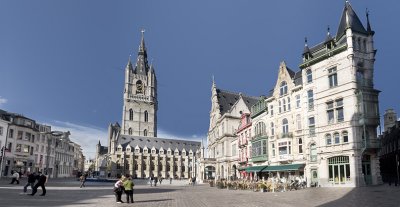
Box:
(10, 171), (20, 184)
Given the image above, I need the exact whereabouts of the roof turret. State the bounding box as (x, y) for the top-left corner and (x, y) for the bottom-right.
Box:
(336, 1), (367, 39)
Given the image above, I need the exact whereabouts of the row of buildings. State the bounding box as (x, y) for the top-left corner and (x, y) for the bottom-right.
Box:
(0, 109), (84, 178)
(200, 1), (382, 187)
(94, 1), (394, 187)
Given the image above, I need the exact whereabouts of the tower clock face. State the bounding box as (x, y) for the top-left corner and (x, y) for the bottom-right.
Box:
(136, 80), (143, 94)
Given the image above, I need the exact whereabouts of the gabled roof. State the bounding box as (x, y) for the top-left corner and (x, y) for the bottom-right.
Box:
(216, 89), (260, 115)
(336, 1), (367, 39)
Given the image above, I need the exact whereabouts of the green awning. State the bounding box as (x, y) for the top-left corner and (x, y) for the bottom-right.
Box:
(261, 164), (304, 172)
(244, 165), (268, 173)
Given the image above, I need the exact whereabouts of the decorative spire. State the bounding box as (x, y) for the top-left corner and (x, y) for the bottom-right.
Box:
(134, 29), (149, 75)
(303, 37), (310, 55)
(325, 25), (333, 42)
(366, 8), (375, 36)
(139, 28), (146, 53)
(126, 55), (133, 70)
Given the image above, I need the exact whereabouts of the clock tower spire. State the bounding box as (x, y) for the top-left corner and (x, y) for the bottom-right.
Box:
(122, 30), (158, 137)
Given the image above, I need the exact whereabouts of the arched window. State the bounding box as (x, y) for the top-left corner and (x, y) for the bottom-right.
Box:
(334, 132), (340, 144)
(128, 128), (132, 135)
(328, 156), (350, 184)
(280, 81), (288, 96)
(136, 80), (143, 94)
(306, 69), (313, 83)
(129, 109), (133, 120)
(282, 118), (289, 134)
(144, 110), (148, 122)
(144, 129), (148, 136)
(342, 131), (349, 143)
(326, 134), (332, 145)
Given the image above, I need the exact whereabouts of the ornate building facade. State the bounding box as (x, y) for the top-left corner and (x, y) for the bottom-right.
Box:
(202, 1), (381, 187)
(199, 80), (259, 181)
(99, 32), (201, 179)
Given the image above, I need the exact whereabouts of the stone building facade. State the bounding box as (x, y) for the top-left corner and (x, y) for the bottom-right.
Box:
(101, 32), (201, 179)
(0, 110), (83, 178)
(202, 2), (381, 187)
(200, 80), (259, 181)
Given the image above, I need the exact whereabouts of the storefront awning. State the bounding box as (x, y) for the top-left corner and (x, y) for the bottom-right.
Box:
(244, 165), (268, 173)
(261, 164), (304, 172)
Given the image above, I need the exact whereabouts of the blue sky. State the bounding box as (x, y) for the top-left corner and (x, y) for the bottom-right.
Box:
(1, 0), (399, 158)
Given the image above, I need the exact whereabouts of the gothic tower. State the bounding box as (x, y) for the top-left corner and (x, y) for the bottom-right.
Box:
(121, 31), (158, 137)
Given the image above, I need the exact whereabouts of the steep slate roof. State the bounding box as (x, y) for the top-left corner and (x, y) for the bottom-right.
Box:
(99, 146), (108, 155)
(216, 89), (260, 115)
(294, 71), (303, 86)
(336, 1), (367, 39)
(286, 67), (296, 79)
(118, 135), (201, 152)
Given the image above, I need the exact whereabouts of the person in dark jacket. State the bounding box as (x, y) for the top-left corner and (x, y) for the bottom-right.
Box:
(23, 172), (36, 193)
(30, 171), (47, 196)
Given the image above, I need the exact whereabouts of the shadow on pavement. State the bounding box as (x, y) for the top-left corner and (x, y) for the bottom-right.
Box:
(318, 185), (400, 207)
(134, 198), (173, 203)
(133, 188), (177, 194)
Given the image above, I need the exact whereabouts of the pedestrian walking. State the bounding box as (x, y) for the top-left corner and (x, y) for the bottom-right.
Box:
(80, 173), (87, 188)
(154, 177), (158, 187)
(170, 177), (172, 184)
(123, 174), (134, 203)
(30, 171), (47, 196)
(149, 175), (154, 186)
(23, 172), (36, 194)
(10, 170), (20, 184)
(192, 177), (196, 186)
(113, 175), (125, 203)
(159, 177), (162, 185)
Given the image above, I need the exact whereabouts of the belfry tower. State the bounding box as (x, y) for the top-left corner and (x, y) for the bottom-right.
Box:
(121, 30), (157, 137)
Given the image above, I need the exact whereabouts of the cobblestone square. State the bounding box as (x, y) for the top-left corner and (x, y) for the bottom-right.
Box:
(1, 179), (400, 207)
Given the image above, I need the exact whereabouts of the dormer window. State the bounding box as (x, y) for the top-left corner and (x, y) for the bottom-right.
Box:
(152, 149), (156, 154)
(135, 148), (140, 153)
